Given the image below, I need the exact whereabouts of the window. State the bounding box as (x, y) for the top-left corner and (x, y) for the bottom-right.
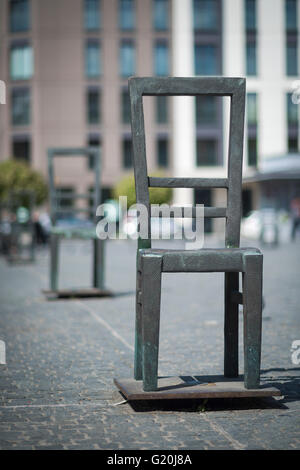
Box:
(121, 89), (131, 123)
(196, 139), (218, 166)
(11, 87), (30, 125)
(193, 0), (218, 31)
(87, 88), (100, 124)
(195, 44), (218, 75)
(156, 96), (168, 123)
(12, 136), (31, 163)
(242, 189), (252, 217)
(287, 93), (299, 153)
(245, 0), (257, 77)
(56, 187), (74, 209)
(194, 189), (212, 232)
(157, 138), (168, 167)
(87, 134), (101, 169)
(123, 138), (133, 168)
(10, 0), (30, 32)
(246, 41), (256, 76)
(120, 40), (135, 77)
(119, 0), (135, 30)
(10, 43), (33, 80)
(85, 40), (101, 78)
(245, 0), (256, 31)
(286, 41), (298, 76)
(287, 93), (298, 124)
(196, 96), (217, 125)
(248, 137), (257, 166)
(84, 0), (100, 30)
(153, 0), (168, 31)
(247, 93), (257, 166)
(247, 93), (257, 125)
(288, 137), (298, 152)
(285, 0), (297, 32)
(154, 41), (169, 76)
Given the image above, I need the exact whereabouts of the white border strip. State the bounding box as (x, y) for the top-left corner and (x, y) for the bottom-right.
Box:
(0, 340), (6, 365)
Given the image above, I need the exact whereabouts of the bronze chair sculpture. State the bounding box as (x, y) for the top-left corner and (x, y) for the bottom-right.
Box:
(44, 147), (111, 299)
(115, 77), (280, 400)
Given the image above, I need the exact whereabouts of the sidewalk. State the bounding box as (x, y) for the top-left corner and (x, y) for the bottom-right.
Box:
(0, 238), (299, 450)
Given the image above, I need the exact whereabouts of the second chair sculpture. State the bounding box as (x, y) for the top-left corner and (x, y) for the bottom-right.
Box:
(47, 147), (109, 297)
(129, 77), (263, 392)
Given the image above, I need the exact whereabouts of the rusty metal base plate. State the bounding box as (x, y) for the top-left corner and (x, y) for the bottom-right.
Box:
(114, 376), (281, 400)
(43, 288), (113, 299)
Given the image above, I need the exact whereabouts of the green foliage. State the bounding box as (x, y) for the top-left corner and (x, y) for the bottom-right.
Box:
(113, 173), (172, 208)
(0, 160), (48, 206)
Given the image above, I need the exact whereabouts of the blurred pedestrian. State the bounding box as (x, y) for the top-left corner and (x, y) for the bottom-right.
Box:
(290, 197), (300, 240)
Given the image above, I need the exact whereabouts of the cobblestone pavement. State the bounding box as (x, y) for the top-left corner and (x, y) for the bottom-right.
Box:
(0, 237), (299, 450)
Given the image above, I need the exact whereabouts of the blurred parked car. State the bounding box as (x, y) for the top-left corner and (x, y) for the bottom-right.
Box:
(241, 209), (279, 245)
(122, 208), (182, 239)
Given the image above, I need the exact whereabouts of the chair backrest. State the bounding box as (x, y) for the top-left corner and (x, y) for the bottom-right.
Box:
(47, 147), (101, 225)
(128, 77), (246, 249)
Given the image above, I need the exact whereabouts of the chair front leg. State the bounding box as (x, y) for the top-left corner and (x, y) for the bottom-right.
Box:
(93, 238), (104, 290)
(242, 252), (263, 389)
(50, 233), (60, 291)
(141, 254), (163, 391)
(134, 261), (143, 380)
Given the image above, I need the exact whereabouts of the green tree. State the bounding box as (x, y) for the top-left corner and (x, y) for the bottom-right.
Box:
(0, 160), (48, 206)
(113, 173), (172, 208)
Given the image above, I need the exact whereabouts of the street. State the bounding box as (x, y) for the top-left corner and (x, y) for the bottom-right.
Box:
(0, 237), (299, 450)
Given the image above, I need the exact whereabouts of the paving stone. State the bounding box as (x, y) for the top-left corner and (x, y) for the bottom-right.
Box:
(0, 238), (299, 449)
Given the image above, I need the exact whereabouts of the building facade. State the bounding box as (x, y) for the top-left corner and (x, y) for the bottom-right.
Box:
(0, 0), (299, 228)
(172, 0), (300, 232)
(0, 0), (173, 202)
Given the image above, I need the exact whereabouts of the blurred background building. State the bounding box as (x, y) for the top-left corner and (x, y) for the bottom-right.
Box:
(0, 0), (299, 232)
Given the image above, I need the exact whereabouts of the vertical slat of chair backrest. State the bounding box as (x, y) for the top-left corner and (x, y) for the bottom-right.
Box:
(47, 149), (56, 225)
(129, 77), (246, 249)
(225, 80), (246, 248)
(92, 147), (101, 223)
(129, 79), (151, 249)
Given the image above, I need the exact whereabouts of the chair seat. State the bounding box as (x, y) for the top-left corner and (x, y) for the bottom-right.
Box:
(50, 226), (98, 239)
(138, 247), (261, 273)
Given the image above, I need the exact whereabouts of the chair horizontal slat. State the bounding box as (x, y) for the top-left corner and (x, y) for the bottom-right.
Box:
(151, 206), (227, 218)
(53, 193), (94, 200)
(54, 208), (93, 214)
(148, 177), (228, 189)
(131, 77), (245, 97)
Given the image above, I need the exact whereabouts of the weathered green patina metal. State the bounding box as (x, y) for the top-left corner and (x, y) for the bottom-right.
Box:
(115, 77), (280, 397)
(45, 147), (111, 299)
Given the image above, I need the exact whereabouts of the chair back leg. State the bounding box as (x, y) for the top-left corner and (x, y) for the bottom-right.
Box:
(134, 259), (143, 380)
(242, 252), (263, 389)
(224, 272), (239, 377)
(141, 254), (163, 391)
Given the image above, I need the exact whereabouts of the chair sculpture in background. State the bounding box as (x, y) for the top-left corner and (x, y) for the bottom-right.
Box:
(44, 147), (111, 299)
(7, 189), (36, 264)
(114, 77), (280, 400)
